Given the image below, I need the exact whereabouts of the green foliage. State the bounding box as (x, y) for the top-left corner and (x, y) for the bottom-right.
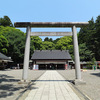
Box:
(42, 41), (55, 50)
(78, 16), (100, 60)
(0, 16), (13, 27)
(53, 38), (60, 44)
(44, 37), (53, 42)
(79, 43), (93, 61)
(86, 62), (93, 69)
(30, 36), (43, 55)
(0, 34), (8, 53)
(78, 18), (95, 44)
(95, 15), (100, 60)
(55, 36), (73, 59)
(1, 15), (100, 63)
(0, 16), (74, 63)
(91, 57), (96, 65)
(0, 26), (25, 62)
(55, 36), (73, 50)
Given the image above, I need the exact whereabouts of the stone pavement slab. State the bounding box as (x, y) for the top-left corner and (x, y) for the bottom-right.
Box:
(25, 71), (81, 100)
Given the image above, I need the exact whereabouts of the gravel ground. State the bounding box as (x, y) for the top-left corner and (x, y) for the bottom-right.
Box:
(0, 69), (45, 100)
(57, 69), (100, 100)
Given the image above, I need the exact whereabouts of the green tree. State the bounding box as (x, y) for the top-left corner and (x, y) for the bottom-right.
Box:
(79, 43), (93, 61)
(0, 16), (13, 27)
(0, 26), (25, 63)
(44, 37), (53, 42)
(55, 36), (73, 50)
(95, 15), (100, 60)
(30, 36), (43, 56)
(78, 17), (97, 60)
(53, 38), (60, 44)
(0, 34), (9, 53)
(78, 18), (95, 44)
(42, 41), (55, 50)
(44, 37), (49, 41)
(55, 36), (73, 59)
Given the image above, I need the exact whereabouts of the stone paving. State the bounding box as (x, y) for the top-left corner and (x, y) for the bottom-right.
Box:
(25, 71), (80, 100)
(0, 70), (45, 100)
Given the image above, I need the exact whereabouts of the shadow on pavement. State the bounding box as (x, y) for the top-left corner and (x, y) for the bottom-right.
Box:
(0, 74), (24, 99)
(31, 79), (74, 83)
(91, 72), (100, 77)
(0, 74), (19, 83)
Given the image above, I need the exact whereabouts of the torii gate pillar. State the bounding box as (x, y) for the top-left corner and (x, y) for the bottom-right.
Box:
(72, 26), (81, 80)
(72, 26), (86, 84)
(22, 26), (31, 82)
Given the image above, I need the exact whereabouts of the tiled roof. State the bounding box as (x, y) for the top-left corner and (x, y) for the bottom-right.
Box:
(31, 50), (72, 60)
(0, 52), (10, 60)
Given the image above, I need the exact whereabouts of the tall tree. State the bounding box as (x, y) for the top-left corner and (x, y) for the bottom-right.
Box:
(95, 15), (100, 60)
(79, 43), (93, 61)
(0, 26), (25, 63)
(44, 37), (49, 41)
(0, 34), (8, 54)
(44, 37), (53, 42)
(78, 18), (95, 44)
(78, 18), (96, 60)
(0, 16), (13, 27)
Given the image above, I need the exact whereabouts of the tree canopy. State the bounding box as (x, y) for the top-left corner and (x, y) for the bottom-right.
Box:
(78, 16), (100, 60)
(0, 34), (8, 54)
(79, 43), (93, 61)
(44, 37), (53, 42)
(42, 41), (55, 50)
(0, 16), (13, 27)
(55, 36), (73, 50)
(0, 26), (25, 62)
(1, 15), (100, 63)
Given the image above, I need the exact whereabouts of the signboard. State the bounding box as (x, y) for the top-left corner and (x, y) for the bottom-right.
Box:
(33, 64), (39, 70)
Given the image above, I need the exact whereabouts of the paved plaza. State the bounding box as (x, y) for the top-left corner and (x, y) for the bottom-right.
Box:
(25, 71), (81, 100)
(2, 69), (99, 100)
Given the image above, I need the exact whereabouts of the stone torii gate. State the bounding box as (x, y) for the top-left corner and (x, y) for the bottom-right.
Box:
(14, 22), (89, 84)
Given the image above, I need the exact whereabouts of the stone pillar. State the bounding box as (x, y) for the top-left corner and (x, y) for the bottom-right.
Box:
(72, 25), (81, 80)
(22, 26), (31, 81)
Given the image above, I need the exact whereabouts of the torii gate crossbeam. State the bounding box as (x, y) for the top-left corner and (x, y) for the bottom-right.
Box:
(30, 32), (72, 36)
(14, 22), (89, 85)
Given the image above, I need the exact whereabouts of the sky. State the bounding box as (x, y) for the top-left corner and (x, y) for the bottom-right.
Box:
(0, 0), (100, 40)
